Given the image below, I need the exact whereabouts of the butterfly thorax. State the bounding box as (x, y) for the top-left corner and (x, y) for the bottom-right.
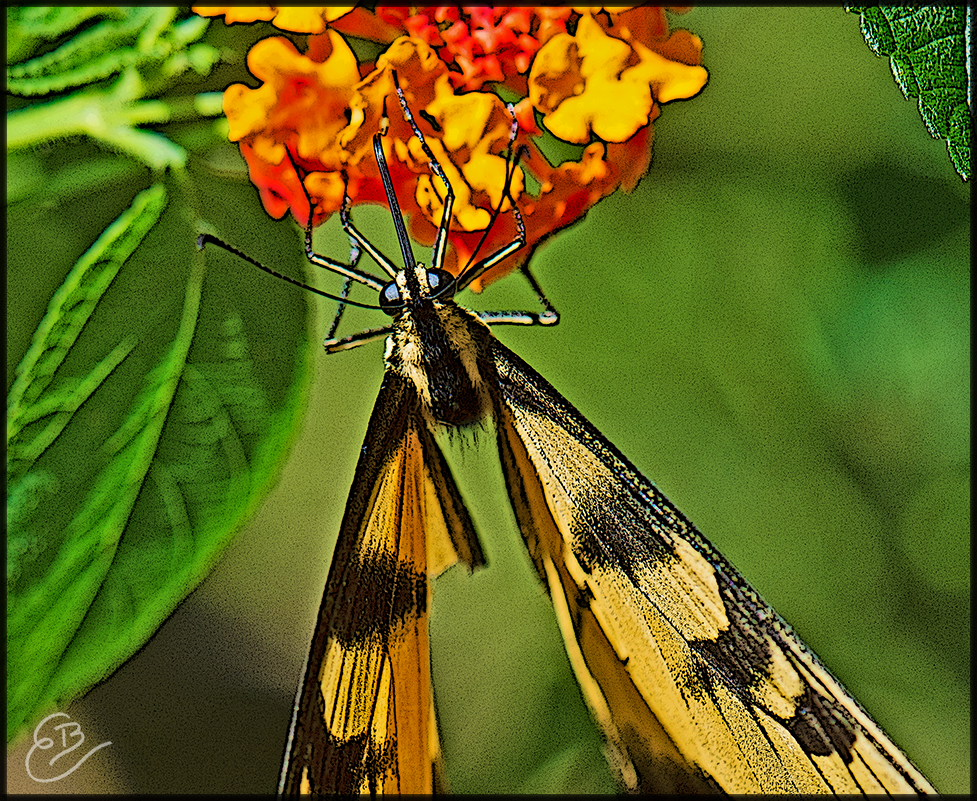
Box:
(385, 266), (495, 427)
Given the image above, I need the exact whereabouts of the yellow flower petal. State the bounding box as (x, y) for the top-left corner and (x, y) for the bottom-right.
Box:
(193, 6), (354, 32)
(530, 13), (706, 143)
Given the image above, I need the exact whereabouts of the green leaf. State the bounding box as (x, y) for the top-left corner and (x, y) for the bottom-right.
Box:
(5, 7), (126, 64)
(8, 8), (158, 95)
(6, 8), (221, 171)
(7, 185), (167, 738)
(5, 8), (211, 97)
(5, 150), (142, 206)
(6, 173), (314, 743)
(7, 184), (167, 463)
(847, 6), (972, 181)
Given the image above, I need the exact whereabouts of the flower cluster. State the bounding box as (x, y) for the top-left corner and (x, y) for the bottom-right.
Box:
(193, 6), (707, 290)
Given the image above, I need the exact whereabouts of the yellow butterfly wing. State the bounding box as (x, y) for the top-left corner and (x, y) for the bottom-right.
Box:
(279, 372), (482, 794)
(489, 340), (935, 794)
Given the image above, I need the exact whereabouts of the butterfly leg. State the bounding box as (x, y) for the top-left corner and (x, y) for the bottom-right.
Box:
(392, 75), (455, 274)
(476, 263), (560, 328)
(323, 324), (394, 354)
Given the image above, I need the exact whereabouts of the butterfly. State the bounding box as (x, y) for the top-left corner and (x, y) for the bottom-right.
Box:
(200, 82), (935, 795)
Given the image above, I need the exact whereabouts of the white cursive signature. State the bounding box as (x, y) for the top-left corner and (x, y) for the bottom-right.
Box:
(25, 712), (112, 783)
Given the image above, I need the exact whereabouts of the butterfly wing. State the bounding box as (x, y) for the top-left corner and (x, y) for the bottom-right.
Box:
(488, 339), (935, 794)
(279, 371), (482, 794)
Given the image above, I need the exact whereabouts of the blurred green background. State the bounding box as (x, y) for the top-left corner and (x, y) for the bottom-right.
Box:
(6, 7), (969, 795)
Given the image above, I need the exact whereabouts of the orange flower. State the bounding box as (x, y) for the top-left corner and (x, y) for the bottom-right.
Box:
(222, 32), (362, 221)
(197, 6), (708, 290)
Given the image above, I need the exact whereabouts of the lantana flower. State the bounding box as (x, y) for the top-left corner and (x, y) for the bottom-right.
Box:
(194, 5), (708, 290)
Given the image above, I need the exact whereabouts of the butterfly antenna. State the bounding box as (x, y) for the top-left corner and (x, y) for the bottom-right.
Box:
(195, 233), (381, 310)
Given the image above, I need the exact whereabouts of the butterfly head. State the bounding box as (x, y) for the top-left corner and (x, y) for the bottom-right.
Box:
(379, 264), (457, 316)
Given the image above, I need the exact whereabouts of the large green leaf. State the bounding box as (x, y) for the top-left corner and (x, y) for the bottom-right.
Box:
(6, 168), (315, 742)
(6, 7), (220, 170)
(847, 6), (972, 181)
(6, 8), (319, 745)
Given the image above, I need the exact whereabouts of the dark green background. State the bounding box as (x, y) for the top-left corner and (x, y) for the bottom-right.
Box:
(7, 7), (969, 794)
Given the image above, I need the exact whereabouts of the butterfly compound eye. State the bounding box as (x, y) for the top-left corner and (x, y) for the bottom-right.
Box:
(426, 269), (456, 301)
(379, 281), (403, 315)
